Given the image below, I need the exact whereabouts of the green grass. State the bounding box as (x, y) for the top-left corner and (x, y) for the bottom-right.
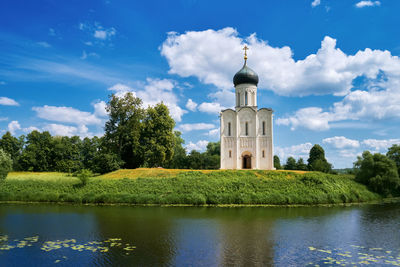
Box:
(0, 169), (381, 205)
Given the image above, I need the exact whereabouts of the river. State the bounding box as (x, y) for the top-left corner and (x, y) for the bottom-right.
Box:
(0, 203), (399, 266)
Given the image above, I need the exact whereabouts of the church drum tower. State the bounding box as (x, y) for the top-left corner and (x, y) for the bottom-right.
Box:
(220, 46), (275, 170)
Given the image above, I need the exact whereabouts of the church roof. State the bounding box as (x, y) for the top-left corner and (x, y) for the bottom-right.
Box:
(233, 63), (259, 86)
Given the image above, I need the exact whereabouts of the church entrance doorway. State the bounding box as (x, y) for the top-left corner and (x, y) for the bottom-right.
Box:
(242, 155), (252, 169)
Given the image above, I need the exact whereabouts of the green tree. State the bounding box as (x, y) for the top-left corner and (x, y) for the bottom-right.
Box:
(164, 131), (188, 169)
(187, 150), (205, 169)
(284, 157), (297, 170)
(0, 149), (12, 181)
(0, 132), (24, 169)
(274, 155), (282, 170)
(81, 136), (101, 170)
(141, 103), (175, 167)
(52, 136), (83, 173)
(18, 131), (54, 171)
(92, 151), (122, 174)
(296, 158), (308, 171)
(387, 144), (400, 176)
(307, 144), (332, 173)
(354, 151), (400, 196)
(104, 92), (144, 168)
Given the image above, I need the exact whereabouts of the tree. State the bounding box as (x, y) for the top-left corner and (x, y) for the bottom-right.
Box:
(81, 136), (101, 170)
(0, 132), (24, 169)
(52, 136), (83, 173)
(18, 131), (54, 171)
(164, 131), (187, 169)
(0, 149), (12, 181)
(274, 155), (282, 170)
(296, 158), (307, 171)
(104, 92), (144, 168)
(354, 151), (400, 196)
(141, 103), (175, 167)
(284, 157), (297, 170)
(387, 144), (400, 176)
(307, 144), (332, 173)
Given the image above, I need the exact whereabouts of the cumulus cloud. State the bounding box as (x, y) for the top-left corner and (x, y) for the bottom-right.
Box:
(355, 1), (381, 8)
(311, 0), (321, 7)
(178, 123), (215, 132)
(185, 99), (198, 111)
(108, 79), (187, 122)
(207, 128), (220, 138)
(8, 121), (21, 135)
(275, 142), (313, 161)
(198, 102), (225, 114)
(185, 140), (209, 152)
(37, 41), (51, 48)
(323, 136), (360, 149)
(42, 123), (90, 137)
(93, 101), (108, 117)
(32, 105), (102, 125)
(362, 139), (400, 151)
(161, 29), (400, 98)
(0, 97), (19, 106)
(276, 107), (332, 131)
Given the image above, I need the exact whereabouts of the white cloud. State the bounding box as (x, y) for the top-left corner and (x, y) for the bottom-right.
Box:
(42, 123), (90, 137)
(8, 121), (21, 135)
(198, 102), (225, 114)
(93, 101), (108, 117)
(311, 0), (321, 7)
(37, 41), (51, 48)
(185, 140), (209, 152)
(79, 22), (116, 42)
(32, 105), (102, 125)
(0, 97), (19, 106)
(186, 99), (198, 111)
(207, 128), (220, 138)
(276, 107), (332, 131)
(178, 123), (215, 132)
(355, 1), (381, 8)
(22, 126), (40, 133)
(81, 50), (99, 60)
(108, 79), (187, 122)
(0, 117), (8, 121)
(161, 29), (400, 99)
(362, 139), (400, 151)
(323, 136), (360, 149)
(275, 142), (313, 161)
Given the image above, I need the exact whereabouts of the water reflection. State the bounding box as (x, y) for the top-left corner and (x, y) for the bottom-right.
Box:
(0, 203), (399, 266)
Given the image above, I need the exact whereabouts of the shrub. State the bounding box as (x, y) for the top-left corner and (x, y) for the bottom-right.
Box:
(77, 169), (93, 185)
(0, 149), (12, 181)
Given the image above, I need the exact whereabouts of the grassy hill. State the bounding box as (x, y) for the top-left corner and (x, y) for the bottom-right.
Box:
(1, 168), (380, 205)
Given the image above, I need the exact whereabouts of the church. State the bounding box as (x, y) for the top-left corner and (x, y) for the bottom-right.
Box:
(220, 46), (275, 170)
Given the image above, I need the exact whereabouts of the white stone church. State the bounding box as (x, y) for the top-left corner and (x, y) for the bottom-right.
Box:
(220, 46), (275, 170)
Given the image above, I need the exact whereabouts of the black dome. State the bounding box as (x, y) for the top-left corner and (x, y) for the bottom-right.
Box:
(233, 63), (259, 86)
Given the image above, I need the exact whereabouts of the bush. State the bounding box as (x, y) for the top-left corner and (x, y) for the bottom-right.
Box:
(77, 169), (93, 185)
(355, 151), (400, 196)
(0, 149), (12, 181)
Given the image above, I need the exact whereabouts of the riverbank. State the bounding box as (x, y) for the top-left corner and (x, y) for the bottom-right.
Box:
(1, 169), (381, 205)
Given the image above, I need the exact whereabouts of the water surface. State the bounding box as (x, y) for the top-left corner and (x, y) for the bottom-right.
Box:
(0, 203), (399, 266)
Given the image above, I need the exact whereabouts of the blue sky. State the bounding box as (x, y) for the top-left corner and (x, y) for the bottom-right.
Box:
(1, 0), (400, 168)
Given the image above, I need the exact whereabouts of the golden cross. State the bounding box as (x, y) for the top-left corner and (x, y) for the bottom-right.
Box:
(243, 45), (249, 61)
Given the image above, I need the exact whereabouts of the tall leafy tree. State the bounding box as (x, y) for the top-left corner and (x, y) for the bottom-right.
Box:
(0, 131), (24, 169)
(307, 144), (332, 173)
(284, 157), (297, 170)
(274, 155), (282, 170)
(355, 151), (400, 196)
(0, 149), (12, 180)
(165, 131), (187, 169)
(104, 92), (144, 168)
(387, 144), (400, 176)
(52, 136), (83, 173)
(296, 158), (307, 171)
(141, 103), (175, 167)
(18, 131), (54, 171)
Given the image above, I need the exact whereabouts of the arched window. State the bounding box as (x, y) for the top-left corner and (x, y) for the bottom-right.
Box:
(245, 122), (248, 136)
(229, 150), (232, 158)
(237, 93), (240, 106)
(245, 91), (248, 105)
(262, 121), (266, 135)
(262, 150), (265, 158)
(228, 122), (231, 136)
